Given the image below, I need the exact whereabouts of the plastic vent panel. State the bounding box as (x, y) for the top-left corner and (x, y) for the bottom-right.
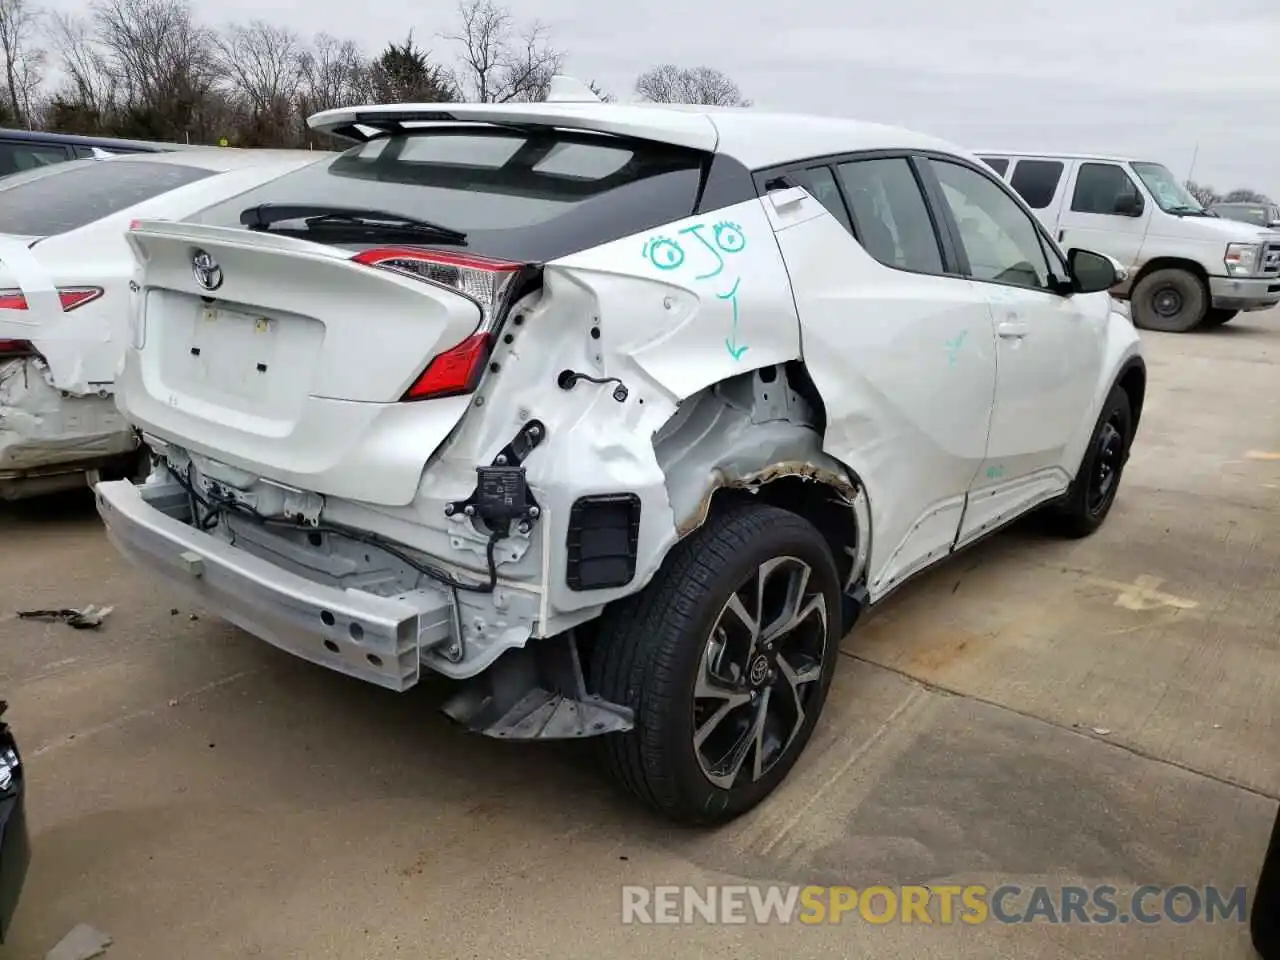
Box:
(565, 494), (642, 591)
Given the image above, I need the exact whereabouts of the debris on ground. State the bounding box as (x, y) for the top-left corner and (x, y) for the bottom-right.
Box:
(17, 605), (114, 630)
(1092, 727), (1113, 736)
(46, 923), (112, 960)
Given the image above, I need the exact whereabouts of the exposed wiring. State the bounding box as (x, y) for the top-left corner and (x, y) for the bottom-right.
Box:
(557, 369), (628, 401)
(166, 461), (502, 593)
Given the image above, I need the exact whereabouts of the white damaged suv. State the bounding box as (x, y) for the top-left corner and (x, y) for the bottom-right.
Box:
(92, 80), (1145, 823)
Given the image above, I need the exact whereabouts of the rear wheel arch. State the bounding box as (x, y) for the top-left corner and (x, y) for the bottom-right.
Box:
(652, 362), (871, 595)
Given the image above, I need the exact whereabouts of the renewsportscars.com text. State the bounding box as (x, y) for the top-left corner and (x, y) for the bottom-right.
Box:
(621, 884), (1248, 926)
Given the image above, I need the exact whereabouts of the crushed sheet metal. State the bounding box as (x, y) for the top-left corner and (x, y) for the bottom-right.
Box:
(0, 359), (136, 476)
(678, 459), (861, 537)
(0, 236), (109, 396)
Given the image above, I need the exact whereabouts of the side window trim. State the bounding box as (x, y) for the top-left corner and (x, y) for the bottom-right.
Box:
(919, 156), (1071, 295)
(755, 162), (854, 235)
(754, 150), (963, 278)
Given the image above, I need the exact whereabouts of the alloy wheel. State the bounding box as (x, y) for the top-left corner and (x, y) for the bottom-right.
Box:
(692, 556), (828, 790)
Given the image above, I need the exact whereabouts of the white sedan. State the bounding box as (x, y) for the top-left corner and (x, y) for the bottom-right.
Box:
(88, 79), (1144, 824)
(0, 148), (330, 499)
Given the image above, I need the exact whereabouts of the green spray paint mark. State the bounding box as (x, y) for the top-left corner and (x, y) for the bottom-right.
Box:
(719, 278), (747, 360)
(642, 220), (749, 358)
(944, 330), (968, 367)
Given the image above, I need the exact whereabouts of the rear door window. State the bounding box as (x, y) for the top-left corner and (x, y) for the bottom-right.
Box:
(979, 157), (1009, 176)
(1008, 159), (1064, 209)
(0, 160), (216, 235)
(0, 139), (73, 177)
(835, 157), (944, 274)
(189, 129), (709, 263)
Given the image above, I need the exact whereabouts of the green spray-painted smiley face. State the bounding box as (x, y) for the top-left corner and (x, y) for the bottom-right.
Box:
(641, 221), (749, 359)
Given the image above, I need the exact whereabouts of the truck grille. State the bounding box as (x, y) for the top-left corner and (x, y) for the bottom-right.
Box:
(1263, 242), (1280, 277)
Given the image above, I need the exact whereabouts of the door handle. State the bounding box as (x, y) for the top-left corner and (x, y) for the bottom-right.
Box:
(1057, 229), (1065, 242)
(997, 318), (1028, 339)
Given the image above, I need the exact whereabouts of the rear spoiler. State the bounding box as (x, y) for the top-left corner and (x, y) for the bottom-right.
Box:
(307, 99), (720, 154)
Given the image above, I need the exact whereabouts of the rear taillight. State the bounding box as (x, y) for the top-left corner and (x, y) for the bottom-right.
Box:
(0, 287), (102, 360)
(402, 332), (494, 400)
(0, 286), (104, 312)
(351, 248), (523, 402)
(0, 339), (37, 358)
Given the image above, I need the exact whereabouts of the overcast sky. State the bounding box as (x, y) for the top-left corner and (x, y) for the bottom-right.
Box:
(46, 0), (1280, 195)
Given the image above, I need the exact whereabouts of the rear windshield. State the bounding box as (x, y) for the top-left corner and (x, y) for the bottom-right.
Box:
(0, 159), (215, 236)
(188, 128), (708, 262)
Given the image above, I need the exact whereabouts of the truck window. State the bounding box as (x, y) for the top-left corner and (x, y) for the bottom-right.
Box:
(1008, 159), (1063, 209)
(979, 157), (1009, 176)
(1072, 162), (1142, 215)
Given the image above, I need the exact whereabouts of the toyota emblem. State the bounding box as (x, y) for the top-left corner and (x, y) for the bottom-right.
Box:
(191, 248), (223, 291)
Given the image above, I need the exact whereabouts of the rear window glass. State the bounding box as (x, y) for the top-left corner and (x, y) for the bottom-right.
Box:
(979, 157), (1009, 176)
(189, 129), (708, 262)
(0, 160), (215, 236)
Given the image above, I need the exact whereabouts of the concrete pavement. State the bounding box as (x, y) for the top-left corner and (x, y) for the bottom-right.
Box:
(1, 309), (1277, 958)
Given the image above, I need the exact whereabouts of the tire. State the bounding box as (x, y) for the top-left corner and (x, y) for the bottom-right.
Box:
(1051, 385), (1133, 538)
(1251, 802), (1280, 958)
(591, 502), (842, 825)
(1202, 308), (1238, 327)
(1130, 267), (1207, 332)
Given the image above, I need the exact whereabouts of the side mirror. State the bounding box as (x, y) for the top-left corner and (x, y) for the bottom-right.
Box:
(1067, 248), (1122, 294)
(1113, 193), (1143, 217)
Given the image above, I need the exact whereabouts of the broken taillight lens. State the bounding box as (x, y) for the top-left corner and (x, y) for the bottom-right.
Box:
(0, 286), (104, 312)
(350, 248), (523, 402)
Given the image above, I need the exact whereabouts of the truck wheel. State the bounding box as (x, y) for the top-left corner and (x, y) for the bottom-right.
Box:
(591, 502), (842, 825)
(1202, 308), (1238, 327)
(1130, 268), (1207, 332)
(1051, 385), (1133, 538)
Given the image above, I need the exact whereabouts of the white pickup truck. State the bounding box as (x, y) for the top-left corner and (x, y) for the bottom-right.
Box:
(976, 151), (1280, 331)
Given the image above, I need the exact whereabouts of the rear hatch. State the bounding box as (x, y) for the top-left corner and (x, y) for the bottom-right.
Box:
(120, 121), (712, 506)
(120, 222), (496, 505)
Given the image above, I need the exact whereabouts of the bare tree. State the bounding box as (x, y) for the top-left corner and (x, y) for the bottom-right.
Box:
(48, 11), (117, 125)
(634, 64), (750, 106)
(89, 0), (220, 138)
(0, 0), (45, 126)
(1185, 180), (1219, 208)
(587, 79), (612, 102)
(1223, 188), (1271, 204)
(444, 0), (563, 103)
(298, 33), (372, 115)
(215, 20), (303, 121)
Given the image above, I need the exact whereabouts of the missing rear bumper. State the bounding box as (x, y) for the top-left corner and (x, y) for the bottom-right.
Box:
(95, 478), (455, 691)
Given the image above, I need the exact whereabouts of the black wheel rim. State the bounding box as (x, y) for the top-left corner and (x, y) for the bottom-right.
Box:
(692, 556), (828, 790)
(1087, 419), (1125, 515)
(1152, 286), (1183, 318)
